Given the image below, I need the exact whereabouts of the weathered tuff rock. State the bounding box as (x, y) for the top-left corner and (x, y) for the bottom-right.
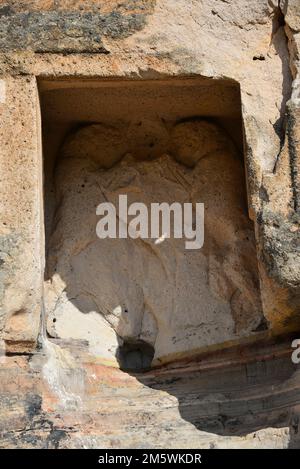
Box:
(44, 121), (262, 367)
(0, 0), (300, 449)
(0, 337), (300, 449)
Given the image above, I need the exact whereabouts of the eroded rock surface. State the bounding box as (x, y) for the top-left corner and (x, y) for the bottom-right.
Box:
(0, 0), (300, 450)
(44, 121), (263, 366)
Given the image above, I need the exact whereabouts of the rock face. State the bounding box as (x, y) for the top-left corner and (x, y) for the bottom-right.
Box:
(0, 338), (300, 449)
(0, 0), (299, 450)
(45, 121), (262, 367)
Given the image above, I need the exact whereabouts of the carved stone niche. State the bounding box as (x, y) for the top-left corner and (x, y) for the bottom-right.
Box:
(1, 75), (298, 368)
(40, 77), (265, 370)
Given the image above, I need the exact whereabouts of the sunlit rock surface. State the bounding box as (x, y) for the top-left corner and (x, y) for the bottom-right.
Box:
(44, 121), (262, 367)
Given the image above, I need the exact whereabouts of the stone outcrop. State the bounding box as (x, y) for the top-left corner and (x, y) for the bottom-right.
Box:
(1, 337), (300, 448)
(0, 0), (299, 449)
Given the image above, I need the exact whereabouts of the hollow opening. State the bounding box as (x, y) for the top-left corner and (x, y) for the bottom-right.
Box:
(39, 77), (264, 371)
(117, 339), (155, 371)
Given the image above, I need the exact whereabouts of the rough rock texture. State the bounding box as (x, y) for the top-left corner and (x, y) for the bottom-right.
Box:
(0, 0), (299, 449)
(1, 0), (299, 347)
(0, 337), (300, 448)
(44, 121), (262, 366)
(0, 1), (156, 53)
(0, 76), (43, 350)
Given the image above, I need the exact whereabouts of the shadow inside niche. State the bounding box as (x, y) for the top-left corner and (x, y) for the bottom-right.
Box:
(116, 339), (155, 371)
